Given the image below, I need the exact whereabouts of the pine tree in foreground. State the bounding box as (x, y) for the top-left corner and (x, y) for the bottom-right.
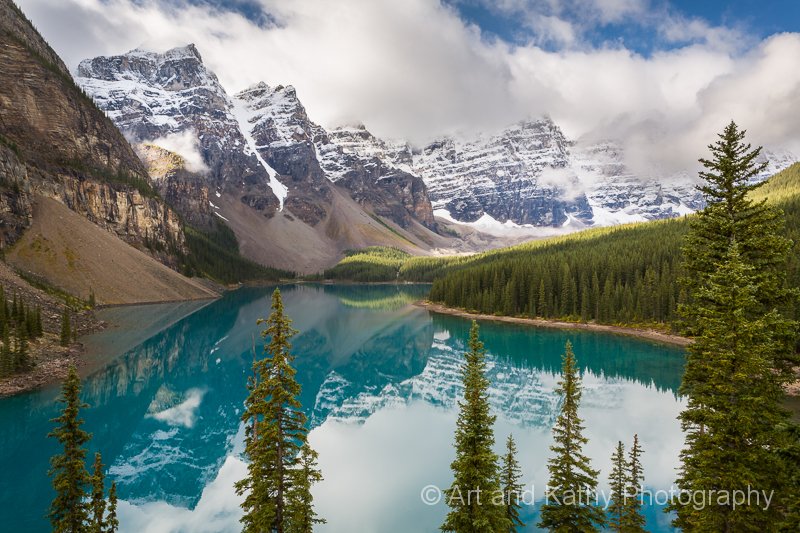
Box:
(671, 121), (799, 531)
(286, 443), (326, 533)
(48, 365), (91, 532)
(107, 482), (119, 533)
(236, 288), (322, 533)
(441, 321), (510, 533)
(89, 452), (107, 533)
(607, 441), (627, 532)
(501, 434), (525, 532)
(671, 242), (794, 530)
(538, 341), (605, 532)
(680, 121), (796, 375)
(621, 435), (646, 532)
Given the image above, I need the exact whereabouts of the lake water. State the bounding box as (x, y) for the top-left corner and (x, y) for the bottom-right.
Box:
(0, 284), (686, 532)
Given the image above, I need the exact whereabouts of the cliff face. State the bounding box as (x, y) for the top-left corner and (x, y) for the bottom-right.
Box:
(232, 83), (437, 231)
(76, 48), (439, 234)
(0, 0), (185, 260)
(136, 144), (213, 230)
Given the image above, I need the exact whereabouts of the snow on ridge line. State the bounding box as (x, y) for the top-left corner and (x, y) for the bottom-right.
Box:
(229, 98), (288, 210)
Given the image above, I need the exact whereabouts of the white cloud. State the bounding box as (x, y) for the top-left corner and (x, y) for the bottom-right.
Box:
(14, 0), (800, 177)
(150, 130), (210, 174)
(147, 388), (205, 428)
(588, 0), (648, 23)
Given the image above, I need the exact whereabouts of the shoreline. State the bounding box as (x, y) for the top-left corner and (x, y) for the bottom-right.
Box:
(0, 297), (217, 397)
(0, 308), (103, 397)
(416, 301), (693, 347)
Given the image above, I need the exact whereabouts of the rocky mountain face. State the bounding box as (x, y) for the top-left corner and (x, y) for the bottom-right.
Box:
(331, 120), (594, 226)
(329, 122), (796, 229)
(77, 44), (281, 214)
(77, 47), (438, 250)
(0, 0), (186, 264)
(570, 141), (702, 225)
(135, 144), (214, 230)
(233, 83), (436, 229)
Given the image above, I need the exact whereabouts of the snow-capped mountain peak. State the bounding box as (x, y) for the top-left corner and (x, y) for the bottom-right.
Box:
(232, 82), (315, 150)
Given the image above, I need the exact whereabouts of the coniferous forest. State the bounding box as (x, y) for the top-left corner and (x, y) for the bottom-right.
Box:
(322, 165), (800, 332)
(0, 284), (44, 377)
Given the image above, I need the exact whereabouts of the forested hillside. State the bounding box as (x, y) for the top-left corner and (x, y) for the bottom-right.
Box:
(428, 220), (686, 326)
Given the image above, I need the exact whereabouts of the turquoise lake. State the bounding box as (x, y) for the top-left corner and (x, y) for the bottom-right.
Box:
(0, 284), (686, 532)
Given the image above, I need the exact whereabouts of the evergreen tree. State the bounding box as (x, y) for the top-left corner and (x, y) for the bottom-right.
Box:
(500, 434), (524, 532)
(14, 320), (29, 371)
(60, 307), (72, 347)
(671, 242), (794, 530)
(235, 288), (321, 533)
(607, 441), (627, 532)
(35, 306), (43, 337)
(0, 322), (10, 378)
(538, 279), (548, 318)
(621, 434), (646, 532)
(89, 452), (106, 533)
(441, 321), (509, 532)
(776, 422), (800, 531)
(680, 121), (796, 374)
(106, 482), (118, 533)
(286, 443), (326, 533)
(48, 366), (91, 532)
(26, 303), (36, 338)
(538, 341), (605, 531)
(671, 122), (798, 530)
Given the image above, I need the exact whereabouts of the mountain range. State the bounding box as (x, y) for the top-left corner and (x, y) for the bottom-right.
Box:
(75, 43), (797, 250)
(0, 0), (217, 304)
(1, 0), (797, 291)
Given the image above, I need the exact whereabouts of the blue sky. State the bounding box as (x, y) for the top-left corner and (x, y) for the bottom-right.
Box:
(443, 0), (800, 53)
(187, 0), (800, 54)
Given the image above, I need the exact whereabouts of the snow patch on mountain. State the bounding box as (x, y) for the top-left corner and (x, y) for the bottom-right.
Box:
(433, 209), (586, 237)
(229, 95), (288, 209)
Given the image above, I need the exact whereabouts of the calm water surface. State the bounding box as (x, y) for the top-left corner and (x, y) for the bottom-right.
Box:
(0, 284), (686, 532)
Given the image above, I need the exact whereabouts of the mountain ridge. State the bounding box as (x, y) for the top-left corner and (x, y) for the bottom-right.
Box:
(327, 122), (797, 229)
